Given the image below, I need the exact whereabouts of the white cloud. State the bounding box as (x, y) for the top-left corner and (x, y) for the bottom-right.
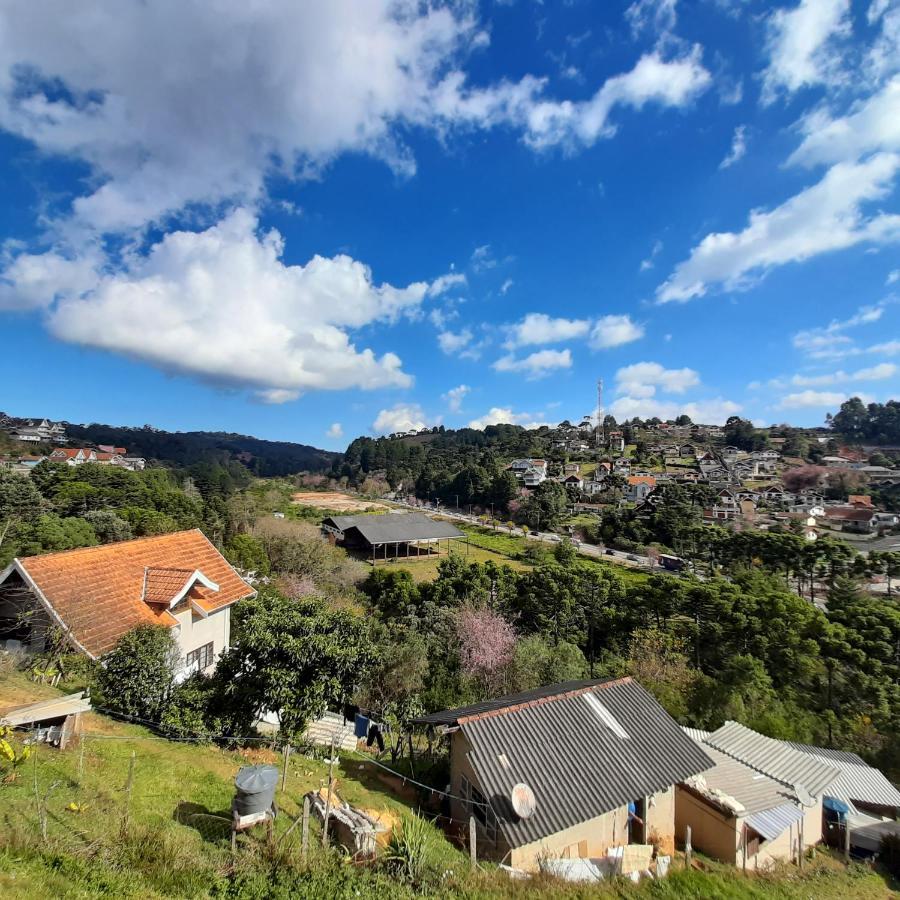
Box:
(437, 328), (474, 355)
(657, 154), (900, 302)
(467, 407), (548, 430)
(0, 4), (710, 237)
(888, 269), (900, 284)
(372, 404), (430, 435)
(719, 125), (747, 169)
(493, 348), (572, 379)
(25, 208), (463, 401)
(589, 314), (645, 349)
(517, 47), (711, 151)
(640, 240), (663, 271)
(871, 339), (900, 354)
(505, 313), (590, 347)
(761, 0), (852, 104)
(791, 362), (898, 385)
(609, 395), (741, 423)
(614, 361), (700, 397)
(789, 78), (900, 168)
(625, 0), (678, 39)
(792, 302), (887, 357)
(443, 384), (470, 412)
(427, 272), (467, 296)
(500, 278), (514, 295)
(326, 423), (344, 439)
(470, 244), (497, 273)
(0, 248), (100, 311)
(778, 389), (874, 408)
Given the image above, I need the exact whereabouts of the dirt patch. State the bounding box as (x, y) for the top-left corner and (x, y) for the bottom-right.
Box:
(291, 491), (387, 512)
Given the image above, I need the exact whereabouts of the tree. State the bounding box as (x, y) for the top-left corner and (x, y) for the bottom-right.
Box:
(0, 470), (42, 548)
(456, 605), (516, 693)
(225, 533), (270, 575)
(522, 481), (568, 530)
(82, 509), (133, 543)
(213, 589), (372, 740)
(553, 538), (577, 567)
(97, 625), (179, 722)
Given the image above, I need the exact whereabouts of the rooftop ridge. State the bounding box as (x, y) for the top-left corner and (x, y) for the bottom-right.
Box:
(17, 528), (205, 563)
(457, 676), (632, 725)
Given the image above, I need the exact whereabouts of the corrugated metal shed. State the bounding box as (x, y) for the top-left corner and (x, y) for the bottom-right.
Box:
(449, 678), (714, 849)
(322, 513), (463, 545)
(784, 742), (900, 811)
(705, 721), (839, 798)
(413, 679), (603, 727)
(686, 744), (798, 816)
(744, 803), (804, 842)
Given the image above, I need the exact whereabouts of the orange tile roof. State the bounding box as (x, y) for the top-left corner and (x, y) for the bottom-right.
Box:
(627, 475), (657, 486)
(11, 530), (255, 658)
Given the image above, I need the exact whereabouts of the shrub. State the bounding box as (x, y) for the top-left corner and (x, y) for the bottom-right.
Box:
(382, 814), (436, 885)
(96, 625), (179, 722)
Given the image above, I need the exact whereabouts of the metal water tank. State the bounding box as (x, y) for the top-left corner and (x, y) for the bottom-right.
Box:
(233, 765), (279, 817)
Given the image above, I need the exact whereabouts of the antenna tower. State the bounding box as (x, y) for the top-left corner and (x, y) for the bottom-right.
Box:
(596, 379), (604, 448)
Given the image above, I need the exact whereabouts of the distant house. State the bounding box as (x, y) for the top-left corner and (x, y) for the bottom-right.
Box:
(7, 418), (67, 444)
(0, 530), (255, 676)
(508, 459), (548, 487)
(721, 446), (740, 465)
(677, 724), (838, 869)
(413, 678), (712, 871)
(562, 474), (584, 491)
(823, 506), (878, 534)
(613, 457), (631, 475)
(49, 448), (100, 465)
(626, 475), (656, 503)
(607, 431), (625, 453)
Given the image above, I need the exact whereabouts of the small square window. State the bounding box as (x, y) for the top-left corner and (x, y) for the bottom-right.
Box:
(186, 641), (214, 672)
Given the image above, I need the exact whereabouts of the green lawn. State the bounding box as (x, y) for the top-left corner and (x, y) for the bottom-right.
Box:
(390, 544), (529, 583)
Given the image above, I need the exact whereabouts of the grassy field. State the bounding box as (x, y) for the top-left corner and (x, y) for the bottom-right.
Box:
(390, 544), (530, 583)
(1, 670), (896, 898)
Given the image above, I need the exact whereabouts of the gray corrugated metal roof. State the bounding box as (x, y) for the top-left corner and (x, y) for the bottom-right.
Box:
(455, 678), (713, 848)
(322, 512), (463, 545)
(413, 680), (603, 726)
(686, 744), (798, 816)
(784, 742), (900, 810)
(706, 721), (839, 798)
(682, 727), (710, 742)
(745, 803), (804, 842)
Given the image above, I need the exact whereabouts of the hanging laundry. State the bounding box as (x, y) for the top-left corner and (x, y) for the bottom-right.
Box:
(366, 723), (385, 752)
(354, 713), (370, 739)
(344, 703), (360, 725)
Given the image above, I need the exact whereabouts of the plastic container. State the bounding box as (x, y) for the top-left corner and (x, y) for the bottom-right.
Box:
(233, 765), (279, 816)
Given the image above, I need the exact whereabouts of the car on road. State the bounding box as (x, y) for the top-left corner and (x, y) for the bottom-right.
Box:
(604, 548), (615, 555)
(627, 554), (640, 562)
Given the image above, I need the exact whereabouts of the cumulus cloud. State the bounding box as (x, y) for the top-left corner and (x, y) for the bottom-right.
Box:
(761, 0), (852, 104)
(789, 77), (900, 168)
(614, 361), (700, 397)
(778, 389), (874, 408)
(657, 154), (900, 302)
(609, 395), (741, 424)
(326, 423), (344, 439)
(503, 311), (643, 351)
(14, 208), (464, 401)
(443, 384), (470, 412)
(467, 407), (548, 430)
(791, 362), (898, 385)
(0, 3), (712, 236)
(625, 0), (678, 39)
(372, 404), (430, 434)
(504, 313), (590, 347)
(719, 125), (747, 169)
(792, 302), (887, 357)
(888, 269), (899, 284)
(589, 314), (645, 349)
(437, 328), (474, 354)
(493, 348), (572, 379)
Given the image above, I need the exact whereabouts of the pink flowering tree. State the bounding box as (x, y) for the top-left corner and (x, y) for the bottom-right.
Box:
(456, 605), (517, 693)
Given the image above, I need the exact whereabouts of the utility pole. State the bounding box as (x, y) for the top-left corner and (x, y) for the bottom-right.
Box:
(596, 379), (604, 449)
(321, 736), (337, 847)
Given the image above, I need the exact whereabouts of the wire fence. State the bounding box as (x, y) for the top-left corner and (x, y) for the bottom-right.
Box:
(3, 722), (480, 861)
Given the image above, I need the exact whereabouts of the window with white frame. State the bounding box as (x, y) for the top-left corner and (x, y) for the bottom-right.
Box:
(186, 641), (214, 672)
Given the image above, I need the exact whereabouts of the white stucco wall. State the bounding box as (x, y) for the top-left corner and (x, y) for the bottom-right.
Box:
(172, 603), (231, 676)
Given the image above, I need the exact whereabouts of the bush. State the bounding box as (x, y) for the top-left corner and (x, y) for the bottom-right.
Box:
(381, 814), (437, 885)
(95, 625), (179, 722)
(160, 673), (220, 737)
(881, 832), (900, 879)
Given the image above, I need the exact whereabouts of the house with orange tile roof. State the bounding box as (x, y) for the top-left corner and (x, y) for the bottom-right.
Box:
(625, 475), (656, 503)
(0, 530), (255, 677)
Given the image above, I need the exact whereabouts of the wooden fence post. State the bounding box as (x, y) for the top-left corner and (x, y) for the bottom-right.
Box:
(843, 821), (851, 862)
(301, 796), (310, 862)
(78, 736), (86, 782)
(684, 825), (692, 869)
(122, 751), (136, 835)
(742, 825), (747, 874)
(321, 737), (336, 847)
(798, 818), (804, 869)
(281, 744), (290, 793)
(469, 816), (477, 870)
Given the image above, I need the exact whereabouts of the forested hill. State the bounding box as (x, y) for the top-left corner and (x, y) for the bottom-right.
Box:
(66, 423), (338, 476)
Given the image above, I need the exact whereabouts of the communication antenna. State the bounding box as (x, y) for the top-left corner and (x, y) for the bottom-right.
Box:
(793, 783), (816, 808)
(511, 783), (537, 819)
(596, 379), (604, 448)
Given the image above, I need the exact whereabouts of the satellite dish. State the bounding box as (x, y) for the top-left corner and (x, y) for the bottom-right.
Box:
(511, 783), (537, 819)
(794, 783), (816, 808)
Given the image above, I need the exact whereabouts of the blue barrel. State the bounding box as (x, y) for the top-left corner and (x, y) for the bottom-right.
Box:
(233, 765), (279, 816)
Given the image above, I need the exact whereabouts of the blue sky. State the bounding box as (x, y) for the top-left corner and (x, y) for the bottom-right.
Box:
(1, 0), (899, 449)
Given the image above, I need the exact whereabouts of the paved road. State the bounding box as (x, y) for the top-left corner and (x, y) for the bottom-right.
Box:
(390, 501), (654, 571)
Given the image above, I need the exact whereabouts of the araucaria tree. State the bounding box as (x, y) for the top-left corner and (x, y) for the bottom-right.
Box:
(214, 588), (372, 741)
